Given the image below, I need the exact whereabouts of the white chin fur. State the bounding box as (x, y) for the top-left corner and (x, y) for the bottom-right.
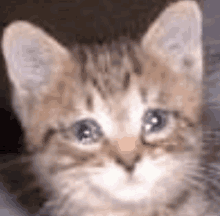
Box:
(89, 158), (166, 202)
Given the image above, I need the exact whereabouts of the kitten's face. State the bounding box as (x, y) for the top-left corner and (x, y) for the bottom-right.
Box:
(2, 1), (203, 215)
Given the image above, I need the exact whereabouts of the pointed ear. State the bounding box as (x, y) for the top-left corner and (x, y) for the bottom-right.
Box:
(2, 21), (71, 91)
(141, 1), (202, 82)
(2, 21), (72, 125)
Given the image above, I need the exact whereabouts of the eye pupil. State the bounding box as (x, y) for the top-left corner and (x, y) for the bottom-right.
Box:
(143, 109), (167, 133)
(73, 119), (102, 144)
(78, 124), (91, 140)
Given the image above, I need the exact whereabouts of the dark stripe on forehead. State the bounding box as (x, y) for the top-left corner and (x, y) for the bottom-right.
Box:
(80, 50), (88, 83)
(123, 72), (130, 90)
(86, 94), (93, 111)
(128, 46), (142, 76)
(91, 77), (107, 99)
(81, 64), (87, 83)
(140, 88), (148, 103)
(71, 45), (88, 83)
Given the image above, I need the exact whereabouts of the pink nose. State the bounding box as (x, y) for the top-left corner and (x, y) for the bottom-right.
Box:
(115, 137), (137, 153)
(113, 137), (141, 173)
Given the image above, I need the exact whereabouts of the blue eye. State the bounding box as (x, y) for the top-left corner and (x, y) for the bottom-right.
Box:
(142, 109), (167, 133)
(73, 119), (103, 144)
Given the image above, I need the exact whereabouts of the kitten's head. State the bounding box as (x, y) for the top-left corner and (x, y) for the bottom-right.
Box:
(2, 1), (203, 215)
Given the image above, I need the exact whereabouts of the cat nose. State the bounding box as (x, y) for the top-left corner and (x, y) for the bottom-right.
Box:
(113, 137), (142, 172)
(115, 155), (141, 173)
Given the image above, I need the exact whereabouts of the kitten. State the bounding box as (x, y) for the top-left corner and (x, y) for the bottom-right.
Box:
(1, 1), (218, 216)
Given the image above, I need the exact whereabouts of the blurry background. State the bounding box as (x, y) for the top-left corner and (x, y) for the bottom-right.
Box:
(203, 0), (220, 133)
(0, 0), (219, 215)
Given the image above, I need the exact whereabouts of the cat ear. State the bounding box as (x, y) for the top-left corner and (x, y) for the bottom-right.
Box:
(141, 1), (202, 82)
(2, 21), (72, 125)
(2, 21), (71, 91)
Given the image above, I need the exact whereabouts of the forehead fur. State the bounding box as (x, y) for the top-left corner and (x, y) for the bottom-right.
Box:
(30, 42), (201, 129)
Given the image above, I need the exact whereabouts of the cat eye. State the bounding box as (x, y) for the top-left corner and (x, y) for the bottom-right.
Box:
(72, 119), (103, 145)
(142, 109), (168, 133)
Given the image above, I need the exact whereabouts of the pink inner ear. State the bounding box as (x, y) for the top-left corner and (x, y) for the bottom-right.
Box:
(2, 21), (72, 93)
(9, 38), (51, 89)
(141, 1), (201, 57)
(159, 17), (200, 48)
